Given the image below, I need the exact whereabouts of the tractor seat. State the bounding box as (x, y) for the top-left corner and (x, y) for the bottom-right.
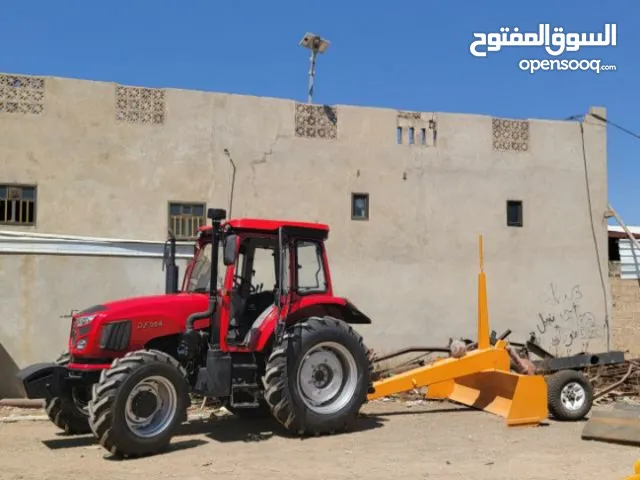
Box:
(238, 304), (276, 348)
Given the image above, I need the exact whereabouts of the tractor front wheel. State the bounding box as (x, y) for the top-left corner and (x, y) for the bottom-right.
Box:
(87, 350), (190, 458)
(44, 352), (92, 435)
(263, 316), (372, 435)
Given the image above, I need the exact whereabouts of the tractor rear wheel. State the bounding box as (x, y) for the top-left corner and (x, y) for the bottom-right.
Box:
(44, 352), (92, 435)
(263, 316), (372, 435)
(87, 350), (190, 458)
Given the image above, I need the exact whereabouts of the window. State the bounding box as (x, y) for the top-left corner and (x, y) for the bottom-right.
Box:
(168, 201), (206, 240)
(295, 240), (327, 294)
(506, 200), (523, 227)
(351, 193), (369, 220)
(0, 184), (37, 226)
(252, 245), (276, 291)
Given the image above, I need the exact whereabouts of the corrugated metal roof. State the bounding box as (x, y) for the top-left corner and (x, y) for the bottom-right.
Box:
(609, 225), (640, 239)
(618, 238), (640, 279)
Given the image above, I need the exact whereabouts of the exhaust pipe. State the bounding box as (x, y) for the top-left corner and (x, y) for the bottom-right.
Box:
(184, 208), (227, 337)
(163, 230), (179, 294)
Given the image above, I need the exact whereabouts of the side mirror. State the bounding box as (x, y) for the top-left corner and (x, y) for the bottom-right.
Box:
(223, 234), (237, 266)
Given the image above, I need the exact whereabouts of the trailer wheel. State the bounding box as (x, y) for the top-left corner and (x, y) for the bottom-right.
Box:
(546, 370), (593, 421)
(262, 316), (372, 435)
(44, 352), (92, 435)
(88, 350), (190, 458)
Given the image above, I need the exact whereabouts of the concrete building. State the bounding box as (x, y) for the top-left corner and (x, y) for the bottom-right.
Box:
(0, 72), (612, 396)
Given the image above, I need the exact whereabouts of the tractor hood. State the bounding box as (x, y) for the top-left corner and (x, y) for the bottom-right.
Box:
(75, 293), (210, 322)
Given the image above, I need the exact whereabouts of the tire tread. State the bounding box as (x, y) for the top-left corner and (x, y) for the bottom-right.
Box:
(87, 349), (189, 458)
(262, 316), (373, 436)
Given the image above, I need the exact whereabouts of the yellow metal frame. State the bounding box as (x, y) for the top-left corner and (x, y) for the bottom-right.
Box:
(366, 235), (549, 426)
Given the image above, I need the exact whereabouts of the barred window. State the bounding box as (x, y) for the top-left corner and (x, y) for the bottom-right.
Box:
(0, 185), (37, 226)
(168, 202), (206, 240)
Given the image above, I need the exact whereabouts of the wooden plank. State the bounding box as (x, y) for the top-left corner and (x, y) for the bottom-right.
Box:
(581, 407), (640, 446)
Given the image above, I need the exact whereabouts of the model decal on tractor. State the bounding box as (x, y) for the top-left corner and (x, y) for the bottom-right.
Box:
(137, 321), (163, 330)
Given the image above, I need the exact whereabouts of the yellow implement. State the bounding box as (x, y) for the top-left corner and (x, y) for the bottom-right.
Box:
(624, 461), (640, 480)
(367, 235), (548, 426)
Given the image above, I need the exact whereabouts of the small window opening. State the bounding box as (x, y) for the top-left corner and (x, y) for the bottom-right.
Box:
(408, 127), (415, 144)
(0, 184), (37, 226)
(608, 237), (621, 262)
(351, 193), (369, 221)
(421, 128), (426, 145)
(397, 126), (402, 144)
(506, 200), (523, 227)
(168, 201), (207, 240)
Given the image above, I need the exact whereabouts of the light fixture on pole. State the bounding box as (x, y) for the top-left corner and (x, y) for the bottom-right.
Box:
(299, 32), (330, 104)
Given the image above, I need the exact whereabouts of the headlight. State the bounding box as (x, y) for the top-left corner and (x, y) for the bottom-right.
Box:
(75, 314), (97, 327)
(75, 339), (87, 350)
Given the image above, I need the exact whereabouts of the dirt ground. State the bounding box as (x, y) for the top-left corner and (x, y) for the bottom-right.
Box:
(0, 400), (637, 480)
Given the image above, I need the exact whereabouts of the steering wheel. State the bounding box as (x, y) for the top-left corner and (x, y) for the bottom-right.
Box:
(233, 275), (260, 294)
(233, 274), (246, 290)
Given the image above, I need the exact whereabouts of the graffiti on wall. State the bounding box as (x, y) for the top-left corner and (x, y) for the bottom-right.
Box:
(530, 283), (603, 356)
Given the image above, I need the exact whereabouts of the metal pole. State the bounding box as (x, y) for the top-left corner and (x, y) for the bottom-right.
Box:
(307, 49), (317, 104)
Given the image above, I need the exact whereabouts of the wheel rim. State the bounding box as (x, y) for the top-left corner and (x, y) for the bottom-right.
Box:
(560, 382), (586, 411)
(124, 376), (178, 438)
(296, 341), (359, 415)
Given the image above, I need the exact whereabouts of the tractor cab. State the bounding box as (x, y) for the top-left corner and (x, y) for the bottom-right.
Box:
(180, 214), (335, 353)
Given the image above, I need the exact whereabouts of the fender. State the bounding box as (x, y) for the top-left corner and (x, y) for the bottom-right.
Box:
(15, 362), (69, 399)
(253, 296), (372, 351)
(288, 295), (372, 325)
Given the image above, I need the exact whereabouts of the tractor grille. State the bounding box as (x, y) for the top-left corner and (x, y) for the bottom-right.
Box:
(99, 320), (132, 351)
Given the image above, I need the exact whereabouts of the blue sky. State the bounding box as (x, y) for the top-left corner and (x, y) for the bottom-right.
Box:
(1, 1), (638, 223)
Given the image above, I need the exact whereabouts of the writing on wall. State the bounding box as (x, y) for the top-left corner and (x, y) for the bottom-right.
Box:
(530, 283), (604, 356)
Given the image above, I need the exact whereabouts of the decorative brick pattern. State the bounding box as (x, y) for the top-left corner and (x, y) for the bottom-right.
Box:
(115, 85), (165, 125)
(492, 118), (529, 152)
(294, 103), (337, 140)
(0, 74), (45, 115)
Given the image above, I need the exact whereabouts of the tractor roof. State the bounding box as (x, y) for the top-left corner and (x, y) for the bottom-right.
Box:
(198, 218), (329, 239)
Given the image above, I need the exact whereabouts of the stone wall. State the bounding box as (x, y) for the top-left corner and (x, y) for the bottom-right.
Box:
(610, 264), (640, 357)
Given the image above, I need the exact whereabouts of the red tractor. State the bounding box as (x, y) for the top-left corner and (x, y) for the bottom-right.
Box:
(17, 209), (374, 457)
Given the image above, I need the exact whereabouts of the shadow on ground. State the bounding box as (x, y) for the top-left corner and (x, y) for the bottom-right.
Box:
(40, 411), (388, 458)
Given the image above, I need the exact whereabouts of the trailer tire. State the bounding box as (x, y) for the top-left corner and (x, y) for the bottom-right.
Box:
(88, 350), (190, 458)
(262, 316), (372, 435)
(546, 370), (593, 421)
(44, 352), (92, 435)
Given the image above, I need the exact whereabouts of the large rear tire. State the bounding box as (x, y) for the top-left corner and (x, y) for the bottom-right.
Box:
(44, 352), (92, 435)
(262, 316), (372, 435)
(88, 350), (190, 458)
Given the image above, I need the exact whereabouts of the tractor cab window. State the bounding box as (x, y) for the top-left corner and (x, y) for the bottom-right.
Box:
(295, 240), (327, 294)
(186, 241), (230, 292)
(251, 245), (276, 293)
